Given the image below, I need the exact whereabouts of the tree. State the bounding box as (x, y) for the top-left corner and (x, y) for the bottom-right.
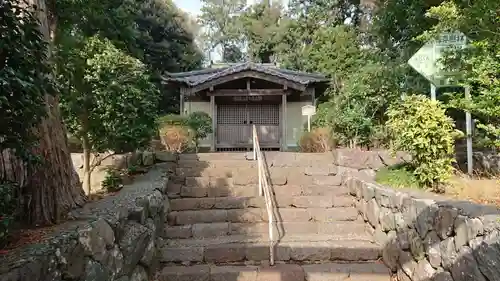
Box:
(240, 1), (283, 63)
(56, 0), (203, 115)
(198, 0), (247, 61)
(276, 0), (363, 68)
(58, 35), (160, 194)
(420, 0), (500, 149)
(0, 0), (87, 226)
(302, 25), (366, 83)
(301, 25), (399, 148)
(223, 44), (244, 62)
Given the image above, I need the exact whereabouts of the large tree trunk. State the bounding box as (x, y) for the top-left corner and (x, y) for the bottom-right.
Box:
(0, 0), (87, 226)
(23, 94), (87, 225)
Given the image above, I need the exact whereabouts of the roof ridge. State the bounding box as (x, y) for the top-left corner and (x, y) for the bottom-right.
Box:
(165, 67), (223, 78)
(163, 62), (328, 86)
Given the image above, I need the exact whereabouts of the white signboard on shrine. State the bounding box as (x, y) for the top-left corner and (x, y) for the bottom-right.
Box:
(302, 105), (316, 132)
(301, 105), (316, 116)
(408, 31), (467, 86)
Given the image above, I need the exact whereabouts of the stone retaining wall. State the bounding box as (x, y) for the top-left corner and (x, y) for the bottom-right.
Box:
(332, 148), (410, 171)
(347, 176), (500, 281)
(0, 162), (174, 281)
(473, 151), (500, 175)
(333, 149), (500, 281)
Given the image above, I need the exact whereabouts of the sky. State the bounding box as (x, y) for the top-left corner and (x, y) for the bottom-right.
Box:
(173, 0), (203, 16)
(173, 0), (289, 17)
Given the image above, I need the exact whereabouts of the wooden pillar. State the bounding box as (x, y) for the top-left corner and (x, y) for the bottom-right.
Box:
(281, 94), (287, 151)
(311, 87), (316, 107)
(180, 88), (185, 115)
(210, 95), (216, 152)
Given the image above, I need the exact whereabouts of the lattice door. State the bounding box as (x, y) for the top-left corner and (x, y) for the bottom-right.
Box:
(248, 104), (280, 146)
(217, 104), (249, 146)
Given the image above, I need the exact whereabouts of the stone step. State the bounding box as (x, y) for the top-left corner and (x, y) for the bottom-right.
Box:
(157, 263), (391, 281)
(159, 239), (381, 263)
(175, 167), (342, 179)
(163, 233), (373, 247)
(165, 221), (369, 239)
(168, 185), (352, 206)
(168, 207), (358, 224)
(177, 160), (254, 169)
(169, 195), (355, 208)
(179, 152), (249, 161)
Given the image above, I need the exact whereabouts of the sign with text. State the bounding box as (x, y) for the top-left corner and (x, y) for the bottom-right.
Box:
(233, 96), (263, 102)
(301, 105), (316, 116)
(408, 31), (467, 86)
(302, 105), (316, 132)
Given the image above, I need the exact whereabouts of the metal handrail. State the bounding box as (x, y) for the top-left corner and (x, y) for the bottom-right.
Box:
(252, 125), (275, 265)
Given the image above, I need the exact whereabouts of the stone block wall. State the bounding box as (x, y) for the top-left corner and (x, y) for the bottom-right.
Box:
(332, 148), (410, 171)
(347, 177), (500, 281)
(0, 163), (174, 281)
(473, 151), (500, 175)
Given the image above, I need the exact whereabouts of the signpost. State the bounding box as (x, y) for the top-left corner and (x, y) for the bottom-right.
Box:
(408, 32), (467, 91)
(302, 105), (316, 132)
(408, 31), (473, 175)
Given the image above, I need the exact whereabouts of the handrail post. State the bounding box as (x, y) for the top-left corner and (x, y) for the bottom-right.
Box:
(252, 124), (274, 265)
(252, 135), (257, 161)
(258, 163), (263, 196)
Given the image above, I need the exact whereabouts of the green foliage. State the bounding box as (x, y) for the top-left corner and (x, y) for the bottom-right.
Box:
(420, 0), (500, 150)
(240, 1), (283, 63)
(186, 112), (213, 151)
(371, 0), (435, 60)
(277, 0), (362, 69)
(223, 44), (245, 63)
(387, 95), (457, 188)
(198, 0), (246, 61)
(447, 41), (500, 149)
(102, 168), (123, 193)
(0, 181), (17, 247)
(58, 35), (160, 153)
(370, 125), (392, 149)
(375, 164), (420, 189)
(0, 0), (54, 159)
(126, 165), (140, 175)
(302, 25), (366, 81)
(314, 101), (374, 148)
(56, 0), (202, 115)
(307, 27), (402, 149)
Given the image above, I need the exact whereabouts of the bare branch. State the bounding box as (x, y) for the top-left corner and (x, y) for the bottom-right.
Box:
(89, 152), (116, 173)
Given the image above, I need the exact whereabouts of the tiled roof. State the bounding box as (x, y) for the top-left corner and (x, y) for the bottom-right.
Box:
(162, 62), (328, 87)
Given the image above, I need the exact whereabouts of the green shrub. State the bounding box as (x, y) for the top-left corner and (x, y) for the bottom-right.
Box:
(127, 165), (139, 175)
(185, 112), (213, 152)
(102, 167), (123, 192)
(0, 181), (17, 248)
(375, 164), (420, 189)
(387, 95), (457, 189)
(313, 100), (374, 148)
(369, 125), (392, 149)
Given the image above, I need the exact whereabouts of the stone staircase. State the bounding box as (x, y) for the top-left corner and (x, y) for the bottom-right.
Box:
(157, 152), (391, 281)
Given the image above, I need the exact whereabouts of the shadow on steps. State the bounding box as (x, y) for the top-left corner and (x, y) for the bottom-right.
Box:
(159, 152), (392, 281)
